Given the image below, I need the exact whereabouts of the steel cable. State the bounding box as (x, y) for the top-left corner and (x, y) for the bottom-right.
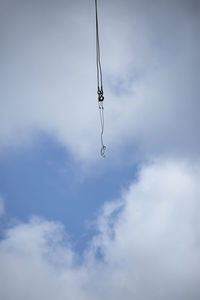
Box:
(95, 0), (106, 157)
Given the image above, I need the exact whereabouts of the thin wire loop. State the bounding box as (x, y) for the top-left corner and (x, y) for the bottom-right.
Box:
(99, 101), (106, 157)
(95, 0), (106, 157)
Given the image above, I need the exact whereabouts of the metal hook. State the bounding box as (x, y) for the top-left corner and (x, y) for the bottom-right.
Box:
(101, 145), (106, 157)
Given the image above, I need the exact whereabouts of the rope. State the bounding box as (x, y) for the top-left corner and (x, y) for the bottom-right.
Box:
(95, 0), (106, 157)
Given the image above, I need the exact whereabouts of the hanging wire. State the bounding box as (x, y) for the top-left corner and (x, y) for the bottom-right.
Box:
(95, 0), (106, 157)
(99, 101), (106, 157)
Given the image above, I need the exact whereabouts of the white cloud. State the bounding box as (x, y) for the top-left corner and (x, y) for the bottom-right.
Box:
(0, 0), (199, 162)
(0, 160), (199, 300)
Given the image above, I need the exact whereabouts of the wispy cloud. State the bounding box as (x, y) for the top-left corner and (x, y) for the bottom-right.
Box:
(0, 160), (199, 299)
(0, 0), (199, 161)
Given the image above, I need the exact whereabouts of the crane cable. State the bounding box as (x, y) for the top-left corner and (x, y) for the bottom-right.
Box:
(95, 0), (106, 157)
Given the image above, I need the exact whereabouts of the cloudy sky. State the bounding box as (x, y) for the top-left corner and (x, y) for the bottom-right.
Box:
(0, 0), (200, 299)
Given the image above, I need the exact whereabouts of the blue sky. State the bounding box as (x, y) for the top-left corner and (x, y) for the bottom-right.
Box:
(0, 0), (200, 299)
(0, 133), (138, 251)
